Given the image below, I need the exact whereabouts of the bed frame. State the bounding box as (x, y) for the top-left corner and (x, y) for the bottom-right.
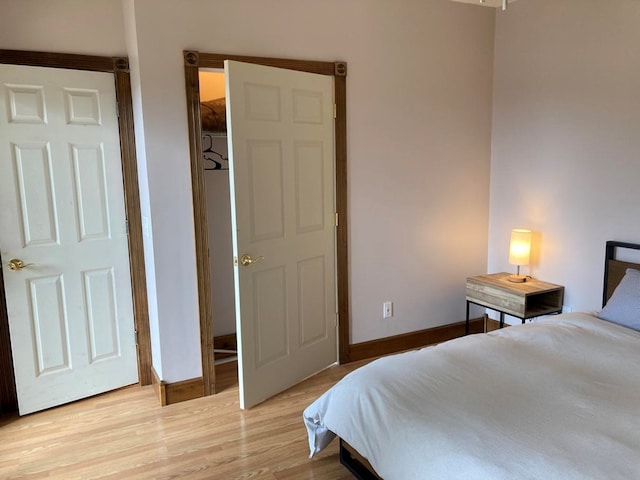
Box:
(339, 240), (640, 480)
(603, 240), (640, 306)
(340, 439), (382, 480)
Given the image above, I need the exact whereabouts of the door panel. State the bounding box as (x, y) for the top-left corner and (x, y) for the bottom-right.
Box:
(83, 267), (119, 361)
(247, 140), (284, 241)
(295, 141), (325, 233)
(298, 255), (327, 346)
(0, 64), (138, 415)
(253, 265), (288, 367)
(14, 142), (59, 245)
(225, 60), (337, 409)
(29, 274), (70, 374)
(72, 144), (110, 240)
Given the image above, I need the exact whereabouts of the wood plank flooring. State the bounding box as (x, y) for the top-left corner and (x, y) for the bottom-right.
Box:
(0, 359), (369, 479)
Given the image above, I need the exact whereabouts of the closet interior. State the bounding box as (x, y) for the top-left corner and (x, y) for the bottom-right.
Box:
(199, 71), (237, 389)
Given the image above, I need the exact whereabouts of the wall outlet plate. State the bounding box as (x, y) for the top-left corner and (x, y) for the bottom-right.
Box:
(383, 301), (393, 318)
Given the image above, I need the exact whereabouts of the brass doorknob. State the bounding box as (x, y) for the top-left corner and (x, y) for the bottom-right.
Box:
(240, 254), (264, 267)
(8, 259), (35, 271)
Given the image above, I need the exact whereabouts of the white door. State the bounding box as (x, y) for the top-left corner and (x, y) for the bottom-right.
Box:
(225, 60), (337, 409)
(0, 64), (138, 415)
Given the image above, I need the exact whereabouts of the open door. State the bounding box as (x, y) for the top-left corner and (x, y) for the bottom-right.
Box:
(225, 60), (337, 409)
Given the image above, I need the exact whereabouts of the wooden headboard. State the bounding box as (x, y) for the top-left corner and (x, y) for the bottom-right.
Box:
(603, 240), (640, 307)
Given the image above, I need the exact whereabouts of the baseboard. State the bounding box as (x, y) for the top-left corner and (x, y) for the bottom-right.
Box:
(151, 366), (166, 406)
(151, 366), (204, 406)
(151, 318), (492, 405)
(214, 333), (237, 364)
(214, 333), (237, 351)
(348, 316), (487, 362)
(486, 318), (501, 331)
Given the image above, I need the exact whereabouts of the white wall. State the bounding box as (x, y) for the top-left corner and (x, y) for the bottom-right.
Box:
(489, 0), (640, 314)
(2, 0), (495, 383)
(125, 0), (495, 368)
(121, 0), (164, 376)
(0, 0), (127, 55)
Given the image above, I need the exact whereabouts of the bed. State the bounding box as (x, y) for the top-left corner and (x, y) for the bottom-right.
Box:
(303, 241), (640, 479)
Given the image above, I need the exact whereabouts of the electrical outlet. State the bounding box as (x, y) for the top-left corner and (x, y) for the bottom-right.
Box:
(383, 301), (393, 319)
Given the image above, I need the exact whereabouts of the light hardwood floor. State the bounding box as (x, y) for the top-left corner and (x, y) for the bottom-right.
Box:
(1, 359), (369, 479)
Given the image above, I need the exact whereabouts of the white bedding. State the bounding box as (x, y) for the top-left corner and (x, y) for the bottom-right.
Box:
(303, 313), (640, 479)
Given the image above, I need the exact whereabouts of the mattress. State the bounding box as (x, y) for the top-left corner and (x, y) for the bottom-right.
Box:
(303, 313), (640, 479)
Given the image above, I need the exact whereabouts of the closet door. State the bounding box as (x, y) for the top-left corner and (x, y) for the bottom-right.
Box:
(225, 60), (337, 409)
(0, 64), (138, 415)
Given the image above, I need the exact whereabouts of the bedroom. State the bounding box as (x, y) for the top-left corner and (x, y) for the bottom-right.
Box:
(1, 0), (639, 476)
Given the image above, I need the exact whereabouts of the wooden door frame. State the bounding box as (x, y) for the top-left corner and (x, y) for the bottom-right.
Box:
(184, 51), (350, 396)
(0, 49), (152, 412)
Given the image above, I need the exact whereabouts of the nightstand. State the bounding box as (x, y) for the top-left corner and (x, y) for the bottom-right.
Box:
(465, 272), (564, 334)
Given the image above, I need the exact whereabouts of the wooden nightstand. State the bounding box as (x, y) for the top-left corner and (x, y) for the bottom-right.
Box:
(465, 273), (564, 334)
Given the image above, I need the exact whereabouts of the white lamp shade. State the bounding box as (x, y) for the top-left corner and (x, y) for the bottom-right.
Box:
(509, 229), (531, 266)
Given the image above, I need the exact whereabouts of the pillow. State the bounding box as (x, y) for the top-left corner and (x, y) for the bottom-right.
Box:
(598, 268), (640, 330)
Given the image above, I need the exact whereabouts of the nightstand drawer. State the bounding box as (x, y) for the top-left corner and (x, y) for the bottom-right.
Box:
(466, 282), (525, 317)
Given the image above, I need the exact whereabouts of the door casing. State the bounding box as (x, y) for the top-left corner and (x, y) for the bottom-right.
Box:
(0, 49), (152, 412)
(184, 51), (350, 396)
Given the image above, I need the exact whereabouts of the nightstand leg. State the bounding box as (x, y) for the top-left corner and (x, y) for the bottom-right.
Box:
(465, 301), (470, 335)
(499, 312), (505, 328)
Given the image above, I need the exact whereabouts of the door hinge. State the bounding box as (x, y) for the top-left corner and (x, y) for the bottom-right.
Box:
(134, 329), (138, 345)
(333, 103), (337, 119)
(125, 219), (129, 236)
(334, 212), (339, 227)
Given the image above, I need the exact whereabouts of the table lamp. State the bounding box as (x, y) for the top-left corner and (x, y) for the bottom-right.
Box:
(508, 229), (531, 283)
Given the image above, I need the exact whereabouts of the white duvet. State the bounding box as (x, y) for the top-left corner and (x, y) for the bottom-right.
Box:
(303, 313), (640, 479)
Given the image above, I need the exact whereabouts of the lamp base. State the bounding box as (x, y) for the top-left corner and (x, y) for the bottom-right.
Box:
(507, 274), (527, 283)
